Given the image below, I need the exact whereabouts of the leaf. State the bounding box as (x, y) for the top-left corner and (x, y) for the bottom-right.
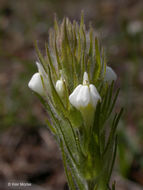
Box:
(88, 27), (93, 56)
(60, 140), (77, 190)
(107, 135), (118, 181)
(65, 148), (86, 190)
(108, 88), (120, 118)
(77, 31), (82, 62)
(45, 118), (56, 134)
(54, 14), (59, 34)
(45, 42), (58, 81)
(54, 38), (62, 71)
(35, 41), (48, 73)
(92, 37), (101, 82)
(103, 108), (123, 164)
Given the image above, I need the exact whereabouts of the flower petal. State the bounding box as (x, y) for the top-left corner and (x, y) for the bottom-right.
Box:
(104, 66), (117, 84)
(76, 85), (90, 107)
(89, 84), (101, 107)
(28, 73), (44, 96)
(69, 84), (82, 108)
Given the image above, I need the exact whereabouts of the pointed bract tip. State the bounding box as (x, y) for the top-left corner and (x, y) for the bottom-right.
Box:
(83, 71), (89, 85)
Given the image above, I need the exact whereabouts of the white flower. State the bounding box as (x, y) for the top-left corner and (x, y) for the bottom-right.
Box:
(55, 79), (65, 98)
(69, 72), (101, 126)
(69, 72), (101, 110)
(104, 66), (117, 84)
(69, 84), (101, 110)
(28, 73), (45, 96)
(28, 62), (48, 96)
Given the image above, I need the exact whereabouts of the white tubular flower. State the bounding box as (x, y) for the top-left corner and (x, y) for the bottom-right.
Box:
(69, 72), (101, 126)
(56, 79), (65, 98)
(28, 62), (48, 96)
(104, 66), (117, 84)
(28, 73), (45, 96)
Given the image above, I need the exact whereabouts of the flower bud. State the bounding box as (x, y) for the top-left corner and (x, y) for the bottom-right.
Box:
(104, 66), (117, 84)
(55, 79), (65, 98)
(28, 62), (49, 96)
(28, 73), (45, 96)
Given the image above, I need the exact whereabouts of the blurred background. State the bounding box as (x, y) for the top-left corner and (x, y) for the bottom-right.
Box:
(0, 0), (143, 189)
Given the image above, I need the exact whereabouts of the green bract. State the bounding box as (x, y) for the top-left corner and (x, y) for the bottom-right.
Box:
(29, 13), (123, 190)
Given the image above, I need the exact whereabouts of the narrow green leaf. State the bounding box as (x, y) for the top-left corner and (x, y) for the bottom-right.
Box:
(100, 48), (106, 80)
(45, 118), (56, 134)
(63, 17), (70, 48)
(107, 136), (118, 181)
(81, 51), (85, 76)
(113, 108), (124, 129)
(35, 41), (48, 73)
(45, 42), (58, 80)
(103, 113), (117, 156)
(66, 155), (86, 190)
(60, 141), (76, 190)
(108, 88), (120, 117)
(54, 14), (59, 34)
(73, 21), (78, 54)
(106, 82), (114, 110)
(80, 10), (84, 28)
(77, 31), (82, 62)
(81, 26), (86, 51)
(54, 37), (62, 72)
(92, 37), (101, 82)
(88, 27), (93, 56)
(104, 108), (123, 157)
(71, 53), (79, 88)
(73, 54), (81, 84)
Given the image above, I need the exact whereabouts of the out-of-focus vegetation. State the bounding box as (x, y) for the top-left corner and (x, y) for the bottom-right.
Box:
(0, 0), (143, 189)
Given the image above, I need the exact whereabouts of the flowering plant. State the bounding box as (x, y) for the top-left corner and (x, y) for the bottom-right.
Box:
(28, 13), (123, 190)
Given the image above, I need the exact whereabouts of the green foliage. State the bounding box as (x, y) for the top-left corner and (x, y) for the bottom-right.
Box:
(33, 13), (123, 190)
